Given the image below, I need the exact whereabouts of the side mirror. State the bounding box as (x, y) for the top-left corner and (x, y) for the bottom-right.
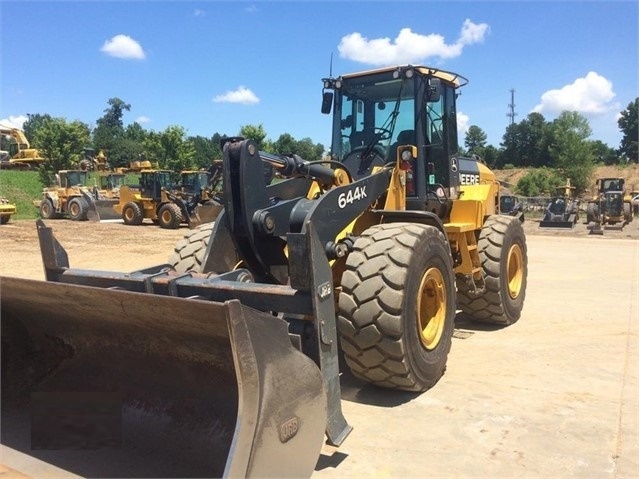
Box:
(427, 78), (441, 103)
(321, 91), (333, 114)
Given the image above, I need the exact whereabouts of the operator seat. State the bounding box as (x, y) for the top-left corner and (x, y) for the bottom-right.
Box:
(387, 129), (415, 162)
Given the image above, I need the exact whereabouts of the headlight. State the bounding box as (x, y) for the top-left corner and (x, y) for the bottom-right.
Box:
(401, 149), (413, 162)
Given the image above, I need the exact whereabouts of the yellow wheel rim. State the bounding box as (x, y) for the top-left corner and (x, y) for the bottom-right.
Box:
(161, 209), (171, 223)
(70, 202), (79, 216)
(507, 244), (523, 299)
(125, 208), (134, 221)
(417, 267), (446, 350)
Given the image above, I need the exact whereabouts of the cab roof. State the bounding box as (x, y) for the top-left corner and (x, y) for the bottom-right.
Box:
(339, 65), (469, 88)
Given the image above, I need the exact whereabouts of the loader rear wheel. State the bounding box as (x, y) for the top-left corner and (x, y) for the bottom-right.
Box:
(39, 199), (60, 219)
(158, 203), (183, 229)
(457, 215), (527, 325)
(0, 215), (9, 224)
(122, 202), (144, 225)
(337, 223), (456, 392)
(67, 197), (89, 221)
(169, 222), (215, 273)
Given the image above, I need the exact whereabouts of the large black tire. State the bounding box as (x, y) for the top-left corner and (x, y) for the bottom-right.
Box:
(158, 203), (183, 229)
(337, 223), (456, 392)
(39, 199), (60, 219)
(169, 222), (215, 273)
(458, 215), (527, 325)
(122, 202), (144, 226)
(67, 197), (89, 221)
(0, 215), (9, 225)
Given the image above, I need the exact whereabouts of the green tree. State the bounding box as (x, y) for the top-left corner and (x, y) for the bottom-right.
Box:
(481, 145), (499, 168)
(33, 117), (90, 185)
(143, 125), (195, 171)
(22, 113), (53, 147)
(499, 123), (524, 168)
(190, 135), (217, 169)
(92, 98), (131, 167)
(618, 98), (638, 163)
(548, 111), (594, 194)
(272, 133), (297, 156)
(464, 125), (487, 156)
(589, 140), (618, 165)
(515, 168), (563, 197)
(239, 124), (271, 151)
(521, 112), (552, 167)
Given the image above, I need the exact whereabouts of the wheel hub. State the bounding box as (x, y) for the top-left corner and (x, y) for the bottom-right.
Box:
(507, 244), (523, 299)
(417, 267), (446, 350)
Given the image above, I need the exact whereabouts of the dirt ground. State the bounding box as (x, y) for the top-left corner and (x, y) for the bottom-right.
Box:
(0, 217), (638, 478)
(0, 215), (637, 280)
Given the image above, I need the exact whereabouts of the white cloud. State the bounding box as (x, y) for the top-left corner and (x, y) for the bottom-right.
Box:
(213, 86), (260, 105)
(532, 72), (617, 116)
(136, 116), (151, 124)
(457, 111), (470, 138)
(0, 114), (27, 129)
(338, 19), (489, 65)
(100, 34), (146, 60)
(193, 8), (206, 17)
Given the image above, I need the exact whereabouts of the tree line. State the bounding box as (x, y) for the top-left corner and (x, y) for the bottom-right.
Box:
(22, 98), (326, 186)
(463, 99), (638, 195)
(19, 96), (639, 195)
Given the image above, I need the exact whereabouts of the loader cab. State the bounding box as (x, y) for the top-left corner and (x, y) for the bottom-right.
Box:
(99, 173), (126, 191)
(139, 170), (173, 200)
(59, 170), (89, 188)
(181, 171), (210, 195)
(323, 65), (468, 214)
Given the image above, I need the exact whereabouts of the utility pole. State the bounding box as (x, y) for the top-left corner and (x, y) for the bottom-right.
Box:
(507, 89), (517, 126)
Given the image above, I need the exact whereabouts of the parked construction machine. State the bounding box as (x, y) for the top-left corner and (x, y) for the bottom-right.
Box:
(0, 125), (45, 170)
(539, 179), (580, 228)
(33, 169), (98, 221)
(1, 65), (528, 478)
(499, 194), (525, 222)
(0, 196), (17, 224)
(586, 177), (633, 233)
(86, 171), (128, 221)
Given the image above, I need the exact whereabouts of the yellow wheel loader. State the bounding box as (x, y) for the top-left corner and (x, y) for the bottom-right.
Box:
(33, 169), (98, 221)
(1, 65), (528, 478)
(0, 196), (17, 224)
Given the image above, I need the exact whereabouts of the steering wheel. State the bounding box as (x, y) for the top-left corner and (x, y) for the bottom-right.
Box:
(341, 145), (388, 180)
(367, 127), (392, 142)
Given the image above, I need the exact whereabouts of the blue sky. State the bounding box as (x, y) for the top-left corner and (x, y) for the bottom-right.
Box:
(1, 1), (637, 152)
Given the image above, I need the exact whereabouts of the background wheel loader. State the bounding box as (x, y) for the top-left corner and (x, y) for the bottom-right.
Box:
(113, 169), (181, 228)
(586, 177), (633, 234)
(539, 179), (580, 228)
(1, 65), (528, 478)
(0, 196), (17, 224)
(33, 169), (99, 221)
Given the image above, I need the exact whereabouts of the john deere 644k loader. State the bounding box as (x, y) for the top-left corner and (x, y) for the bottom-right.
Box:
(1, 65), (528, 478)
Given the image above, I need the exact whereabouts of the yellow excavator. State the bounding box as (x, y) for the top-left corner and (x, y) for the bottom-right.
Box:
(0, 125), (45, 170)
(1, 65), (528, 478)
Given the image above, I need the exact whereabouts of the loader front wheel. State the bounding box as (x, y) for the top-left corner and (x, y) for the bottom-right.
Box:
(158, 203), (183, 229)
(122, 202), (144, 225)
(68, 197), (89, 221)
(337, 223), (456, 392)
(39, 199), (59, 219)
(169, 222), (215, 273)
(457, 215), (527, 325)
